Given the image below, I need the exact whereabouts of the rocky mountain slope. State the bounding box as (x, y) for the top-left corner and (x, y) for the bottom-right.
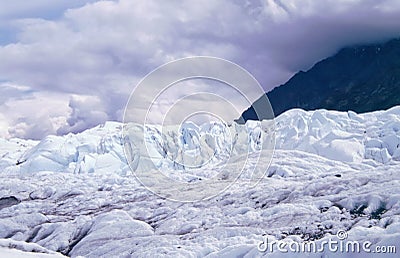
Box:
(240, 38), (400, 121)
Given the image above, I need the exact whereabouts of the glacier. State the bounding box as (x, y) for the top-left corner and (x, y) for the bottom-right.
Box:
(0, 107), (400, 257)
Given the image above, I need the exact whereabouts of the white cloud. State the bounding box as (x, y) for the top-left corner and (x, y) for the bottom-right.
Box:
(57, 95), (109, 135)
(1, 0), (400, 139)
(0, 0), (98, 20)
(0, 83), (70, 139)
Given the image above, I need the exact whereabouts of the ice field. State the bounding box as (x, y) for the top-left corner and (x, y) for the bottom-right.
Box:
(1, 107), (400, 257)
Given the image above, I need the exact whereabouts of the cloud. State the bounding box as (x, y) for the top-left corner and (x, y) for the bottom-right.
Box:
(57, 95), (109, 135)
(0, 82), (32, 103)
(258, 0), (400, 72)
(0, 0), (99, 44)
(0, 83), (70, 139)
(0, 0), (98, 20)
(1, 0), (400, 139)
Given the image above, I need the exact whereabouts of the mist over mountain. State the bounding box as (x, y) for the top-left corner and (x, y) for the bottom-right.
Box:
(239, 38), (400, 121)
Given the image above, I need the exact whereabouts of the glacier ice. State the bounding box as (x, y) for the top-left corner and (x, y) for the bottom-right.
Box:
(0, 107), (400, 256)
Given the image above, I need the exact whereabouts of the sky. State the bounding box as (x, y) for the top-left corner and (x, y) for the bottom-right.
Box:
(1, 0), (400, 139)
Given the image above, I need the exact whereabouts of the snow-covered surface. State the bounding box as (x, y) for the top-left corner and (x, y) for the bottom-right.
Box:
(0, 248), (64, 258)
(0, 239), (66, 257)
(0, 107), (400, 257)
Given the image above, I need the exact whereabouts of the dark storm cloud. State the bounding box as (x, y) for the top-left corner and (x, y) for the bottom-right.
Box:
(0, 0), (400, 139)
(231, 0), (400, 89)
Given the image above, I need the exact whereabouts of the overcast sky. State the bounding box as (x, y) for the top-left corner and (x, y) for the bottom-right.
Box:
(1, 0), (400, 139)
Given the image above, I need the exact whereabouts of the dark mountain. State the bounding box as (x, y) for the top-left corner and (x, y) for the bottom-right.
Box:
(239, 38), (400, 122)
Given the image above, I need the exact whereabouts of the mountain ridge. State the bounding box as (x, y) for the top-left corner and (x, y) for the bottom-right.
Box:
(239, 37), (400, 121)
